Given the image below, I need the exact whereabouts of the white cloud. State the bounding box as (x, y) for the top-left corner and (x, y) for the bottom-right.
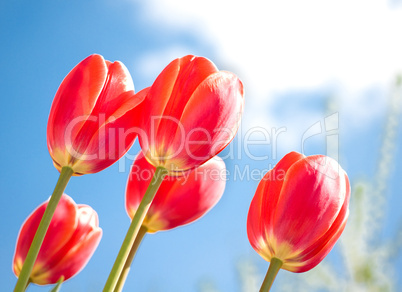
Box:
(141, 0), (402, 87)
(131, 0), (402, 147)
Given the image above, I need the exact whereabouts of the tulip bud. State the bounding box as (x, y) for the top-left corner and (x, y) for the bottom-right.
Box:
(13, 194), (102, 285)
(125, 152), (226, 232)
(47, 54), (143, 175)
(247, 152), (350, 273)
(137, 55), (244, 175)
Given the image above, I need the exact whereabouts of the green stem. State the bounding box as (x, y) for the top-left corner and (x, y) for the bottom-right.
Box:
(113, 225), (148, 292)
(259, 258), (283, 292)
(50, 276), (64, 292)
(14, 166), (74, 292)
(103, 166), (168, 292)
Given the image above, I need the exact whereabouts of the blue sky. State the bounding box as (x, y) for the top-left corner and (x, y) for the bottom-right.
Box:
(1, 0), (402, 291)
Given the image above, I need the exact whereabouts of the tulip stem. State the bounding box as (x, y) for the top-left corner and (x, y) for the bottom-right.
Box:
(103, 166), (168, 292)
(14, 166), (74, 292)
(113, 225), (148, 292)
(259, 258), (283, 292)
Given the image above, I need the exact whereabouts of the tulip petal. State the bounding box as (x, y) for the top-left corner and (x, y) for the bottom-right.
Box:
(69, 61), (136, 163)
(71, 92), (144, 175)
(138, 55), (242, 174)
(289, 173), (351, 272)
(36, 229), (102, 284)
(156, 71), (243, 173)
(247, 152), (350, 273)
(126, 152), (226, 232)
(13, 195), (102, 285)
(141, 57), (183, 130)
(43, 205), (100, 268)
(247, 178), (271, 258)
(47, 55), (108, 160)
(139, 56), (188, 161)
(37, 205), (102, 284)
(125, 152), (152, 218)
(295, 211), (349, 273)
(47, 54), (140, 175)
(272, 155), (348, 252)
(13, 195), (77, 277)
(247, 152), (305, 259)
(155, 56), (219, 147)
(150, 156), (225, 231)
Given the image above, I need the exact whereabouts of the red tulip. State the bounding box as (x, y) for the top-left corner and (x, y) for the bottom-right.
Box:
(247, 152), (350, 273)
(13, 194), (102, 285)
(137, 55), (244, 175)
(125, 152), (226, 232)
(47, 54), (143, 175)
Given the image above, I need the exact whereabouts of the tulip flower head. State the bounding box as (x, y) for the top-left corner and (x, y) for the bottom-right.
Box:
(137, 55), (244, 175)
(13, 194), (102, 285)
(47, 54), (143, 175)
(247, 152), (350, 273)
(125, 152), (226, 232)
